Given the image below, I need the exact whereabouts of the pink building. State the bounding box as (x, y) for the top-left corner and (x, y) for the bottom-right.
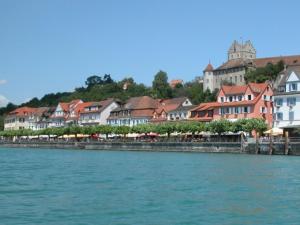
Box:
(190, 83), (273, 127)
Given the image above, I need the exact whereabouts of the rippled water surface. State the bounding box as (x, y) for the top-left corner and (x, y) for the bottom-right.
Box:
(1, 147), (300, 225)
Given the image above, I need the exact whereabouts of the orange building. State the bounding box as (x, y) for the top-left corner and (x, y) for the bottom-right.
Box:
(190, 83), (273, 127)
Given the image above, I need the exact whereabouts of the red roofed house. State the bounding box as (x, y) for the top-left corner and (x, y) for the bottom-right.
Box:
(4, 106), (51, 130)
(107, 96), (160, 126)
(49, 99), (83, 127)
(190, 83), (273, 127)
(151, 97), (194, 122)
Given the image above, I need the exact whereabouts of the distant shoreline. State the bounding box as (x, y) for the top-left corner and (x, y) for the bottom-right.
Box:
(0, 141), (299, 155)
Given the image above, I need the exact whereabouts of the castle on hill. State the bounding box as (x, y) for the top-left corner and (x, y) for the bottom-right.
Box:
(203, 40), (300, 91)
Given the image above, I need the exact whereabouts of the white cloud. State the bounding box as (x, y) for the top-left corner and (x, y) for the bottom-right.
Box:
(0, 95), (9, 107)
(0, 80), (7, 85)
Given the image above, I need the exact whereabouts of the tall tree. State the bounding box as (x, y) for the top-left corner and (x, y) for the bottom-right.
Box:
(152, 70), (173, 99)
(85, 75), (103, 88)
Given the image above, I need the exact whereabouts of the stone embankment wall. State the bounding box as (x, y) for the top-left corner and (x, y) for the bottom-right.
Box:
(1, 141), (300, 155)
(0, 142), (242, 153)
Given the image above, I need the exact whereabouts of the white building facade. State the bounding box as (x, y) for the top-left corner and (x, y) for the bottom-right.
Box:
(274, 67), (300, 128)
(79, 100), (119, 126)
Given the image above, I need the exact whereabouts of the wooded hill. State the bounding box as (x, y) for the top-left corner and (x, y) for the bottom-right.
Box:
(0, 71), (217, 130)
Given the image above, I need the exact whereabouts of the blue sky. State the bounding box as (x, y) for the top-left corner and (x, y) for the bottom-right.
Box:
(0, 0), (300, 106)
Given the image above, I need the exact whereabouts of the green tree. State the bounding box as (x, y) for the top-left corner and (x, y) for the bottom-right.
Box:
(245, 61), (284, 83)
(152, 70), (173, 99)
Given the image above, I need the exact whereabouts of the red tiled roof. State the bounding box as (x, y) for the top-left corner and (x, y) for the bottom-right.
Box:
(221, 85), (248, 95)
(248, 82), (268, 93)
(156, 97), (187, 113)
(131, 109), (155, 118)
(220, 82), (268, 95)
(216, 55), (300, 71)
(9, 107), (38, 116)
(191, 102), (220, 112)
(8, 106), (51, 117)
(253, 55), (300, 67)
(125, 96), (159, 110)
(79, 99), (116, 114)
(204, 63), (214, 72)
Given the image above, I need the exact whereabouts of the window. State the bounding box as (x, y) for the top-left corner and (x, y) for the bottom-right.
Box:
(225, 108), (230, 114)
(260, 107), (267, 113)
(220, 97), (224, 103)
(240, 75), (243, 82)
(235, 76), (237, 83)
(275, 98), (283, 106)
(238, 96), (242, 101)
(247, 95), (252, 101)
(277, 112), (283, 120)
(234, 107), (239, 114)
(220, 108), (225, 115)
(229, 96), (233, 102)
(289, 111), (294, 121)
(243, 107), (249, 113)
(289, 83), (298, 91)
(287, 97), (296, 106)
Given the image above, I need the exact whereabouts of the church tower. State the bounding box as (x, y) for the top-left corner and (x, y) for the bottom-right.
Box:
(228, 40), (256, 61)
(203, 62), (214, 91)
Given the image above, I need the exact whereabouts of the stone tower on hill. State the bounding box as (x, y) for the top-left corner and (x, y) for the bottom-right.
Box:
(228, 40), (256, 61)
(203, 40), (300, 92)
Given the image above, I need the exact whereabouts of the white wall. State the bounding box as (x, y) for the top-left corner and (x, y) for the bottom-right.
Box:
(274, 94), (300, 128)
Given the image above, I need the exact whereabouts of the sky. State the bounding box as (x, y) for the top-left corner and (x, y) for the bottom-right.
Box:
(0, 0), (300, 106)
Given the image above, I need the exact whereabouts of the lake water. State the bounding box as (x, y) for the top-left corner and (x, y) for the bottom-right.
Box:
(0, 148), (300, 225)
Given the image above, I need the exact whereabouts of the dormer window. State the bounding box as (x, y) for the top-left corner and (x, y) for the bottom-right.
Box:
(247, 95), (252, 101)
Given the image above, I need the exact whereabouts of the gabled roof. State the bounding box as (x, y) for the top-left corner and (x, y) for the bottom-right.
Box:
(9, 107), (37, 116)
(156, 97), (189, 114)
(8, 106), (50, 117)
(220, 83), (268, 95)
(221, 85), (248, 95)
(80, 99), (116, 114)
(125, 96), (159, 110)
(277, 65), (300, 87)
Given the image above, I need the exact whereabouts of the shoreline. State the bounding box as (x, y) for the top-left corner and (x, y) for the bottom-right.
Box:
(1, 141), (300, 155)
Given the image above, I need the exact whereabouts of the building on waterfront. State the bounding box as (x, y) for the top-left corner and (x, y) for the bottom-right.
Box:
(49, 99), (83, 128)
(151, 97), (194, 122)
(107, 96), (159, 126)
(190, 83), (274, 127)
(78, 99), (119, 126)
(273, 66), (300, 129)
(203, 40), (300, 92)
(4, 107), (52, 130)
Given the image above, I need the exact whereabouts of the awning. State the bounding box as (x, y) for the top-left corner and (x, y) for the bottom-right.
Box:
(264, 128), (283, 136)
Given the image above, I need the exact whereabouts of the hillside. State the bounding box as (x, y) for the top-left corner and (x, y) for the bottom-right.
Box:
(0, 71), (217, 130)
